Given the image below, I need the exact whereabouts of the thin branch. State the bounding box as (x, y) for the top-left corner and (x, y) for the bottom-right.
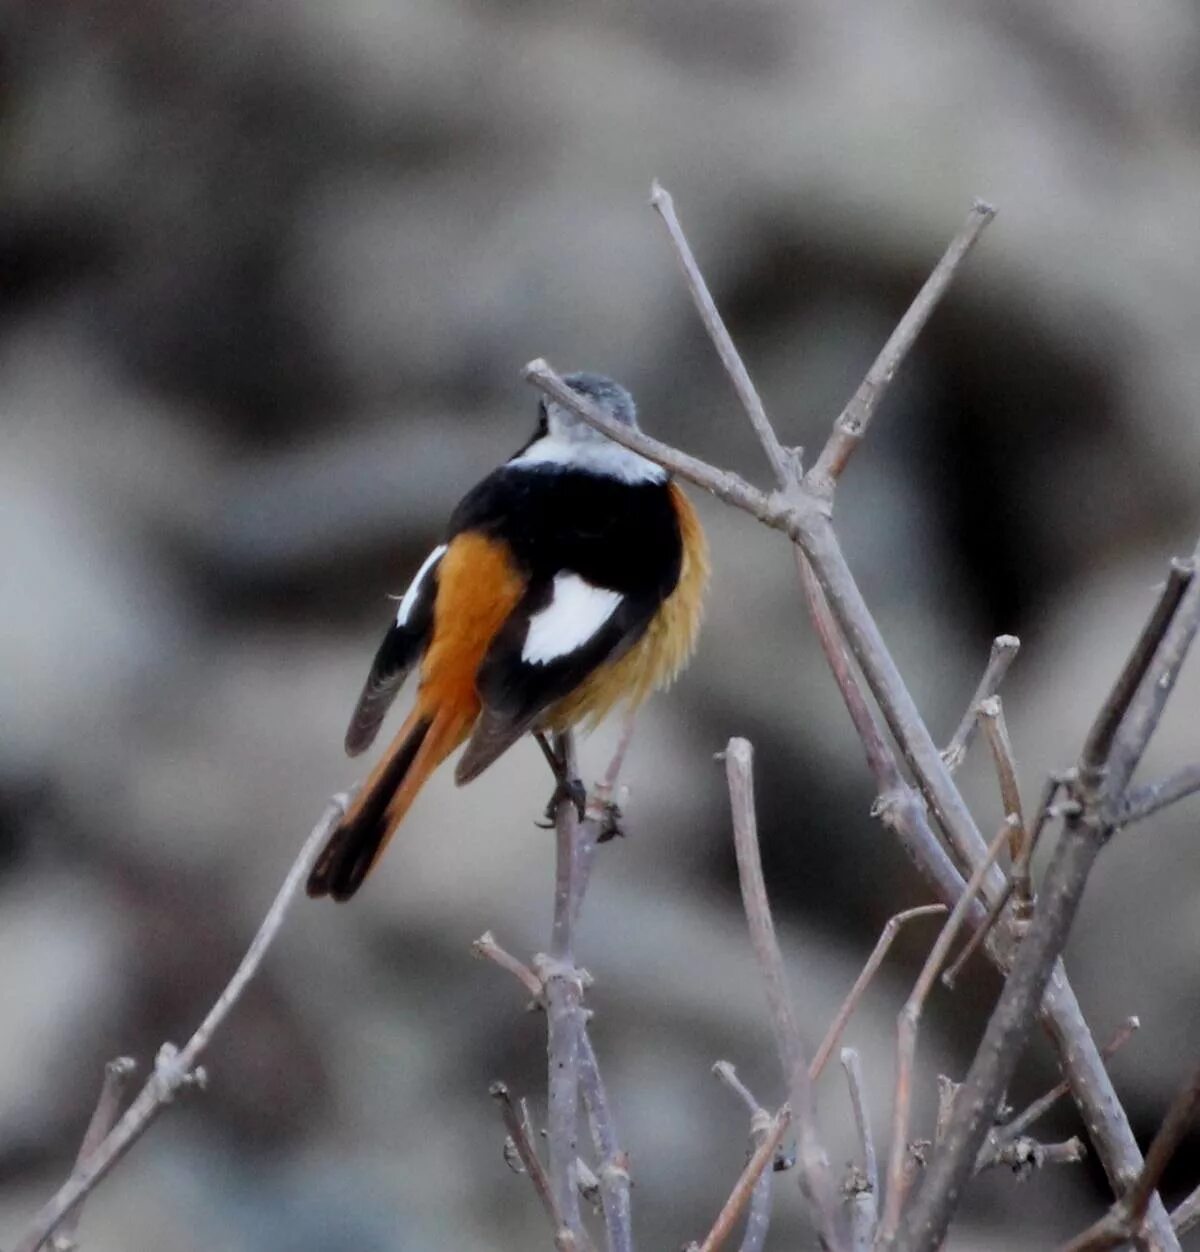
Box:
(51, 1057), (137, 1250)
(995, 1016), (1140, 1147)
(939, 881), (1013, 992)
(844, 1050), (878, 1198)
(877, 818), (1012, 1244)
(542, 730), (593, 1240)
(943, 767), (1062, 991)
(1118, 762), (1200, 828)
(713, 1061), (766, 1122)
(712, 1063), (775, 1252)
(525, 359), (776, 524)
(490, 1082), (565, 1231)
(1024, 772), (1067, 870)
(797, 554), (902, 793)
(941, 636), (1021, 774)
(1059, 1061), (1200, 1252)
(11, 793), (351, 1252)
(649, 180), (793, 487)
(809, 905), (947, 1082)
(840, 1048), (878, 1251)
(977, 696), (1025, 851)
(1081, 557), (1195, 779)
(689, 1109), (792, 1252)
(806, 200), (996, 495)
(795, 548), (981, 914)
(1172, 1183), (1200, 1237)
(578, 1033), (632, 1252)
(490, 1081), (586, 1252)
(1113, 1060), (1200, 1239)
(586, 709), (638, 820)
(722, 738), (841, 1247)
(798, 514), (1008, 896)
(472, 931), (545, 1002)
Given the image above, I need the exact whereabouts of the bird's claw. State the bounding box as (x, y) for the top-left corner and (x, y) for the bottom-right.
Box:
(536, 776), (588, 827)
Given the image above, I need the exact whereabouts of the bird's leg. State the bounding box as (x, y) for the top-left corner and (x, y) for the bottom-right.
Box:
(533, 731), (587, 825)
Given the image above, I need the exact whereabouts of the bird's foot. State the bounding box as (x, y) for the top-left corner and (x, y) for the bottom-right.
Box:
(536, 776), (588, 827)
(534, 732), (587, 826)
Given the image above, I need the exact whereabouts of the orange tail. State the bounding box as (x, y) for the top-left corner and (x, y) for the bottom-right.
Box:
(307, 701), (473, 901)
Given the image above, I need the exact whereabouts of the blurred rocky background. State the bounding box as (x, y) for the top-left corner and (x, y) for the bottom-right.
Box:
(2, 1), (1200, 1248)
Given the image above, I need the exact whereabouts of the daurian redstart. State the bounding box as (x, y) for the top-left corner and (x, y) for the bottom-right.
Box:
(307, 373), (709, 900)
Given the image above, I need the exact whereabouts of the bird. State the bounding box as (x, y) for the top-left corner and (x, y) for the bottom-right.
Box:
(306, 372), (709, 901)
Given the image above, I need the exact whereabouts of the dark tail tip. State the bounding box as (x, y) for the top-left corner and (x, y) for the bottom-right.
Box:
(306, 824), (379, 901)
(308, 716), (432, 902)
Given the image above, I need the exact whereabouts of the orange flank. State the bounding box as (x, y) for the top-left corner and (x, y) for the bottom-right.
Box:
(307, 533), (525, 899)
(548, 483), (708, 729)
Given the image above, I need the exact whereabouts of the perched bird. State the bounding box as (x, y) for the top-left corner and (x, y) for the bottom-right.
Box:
(307, 372), (708, 901)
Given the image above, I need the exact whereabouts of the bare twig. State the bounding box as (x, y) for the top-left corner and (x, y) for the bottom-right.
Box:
(943, 767), (1060, 992)
(1172, 1183), (1200, 1236)
(585, 709), (638, 824)
(939, 881), (1013, 992)
(806, 200), (995, 496)
(490, 1082), (586, 1252)
(878, 818), (1012, 1244)
(977, 696), (1025, 851)
(941, 636), (1021, 774)
(809, 905), (947, 1082)
(10, 794), (350, 1252)
(795, 551), (979, 914)
(51, 1057), (137, 1250)
(689, 1109), (792, 1252)
(712, 1063), (775, 1252)
(1118, 762), (1200, 828)
(995, 1016), (1140, 1147)
(713, 1061), (766, 1122)
(1081, 559), (1195, 780)
(542, 730), (594, 1240)
(722, 738), (841, 1246)
(1060, 1061), (1200, 1252)
(840, 1048), (878, 1249)
(526, 359), (774, 523)
(578, 1033), (632, 1252)
(649, 181), (792, 487)
(472, 931), (544, 1002)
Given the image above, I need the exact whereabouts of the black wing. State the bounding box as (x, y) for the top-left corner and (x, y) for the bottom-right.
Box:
(344, 544), (445, 756)
(447, 463), (683, 782)
(455, 578), (661, 783)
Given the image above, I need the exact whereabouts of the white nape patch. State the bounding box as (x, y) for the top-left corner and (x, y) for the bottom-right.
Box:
(522, 573), (623, 664)
(395, 544), (447, 626)
(510, 434), (666, 485)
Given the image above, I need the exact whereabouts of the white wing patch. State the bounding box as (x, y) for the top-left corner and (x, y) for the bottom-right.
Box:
(395, 544), (447, 626)
(510, 434), (666, 485)
(522, 573), (623, 664)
